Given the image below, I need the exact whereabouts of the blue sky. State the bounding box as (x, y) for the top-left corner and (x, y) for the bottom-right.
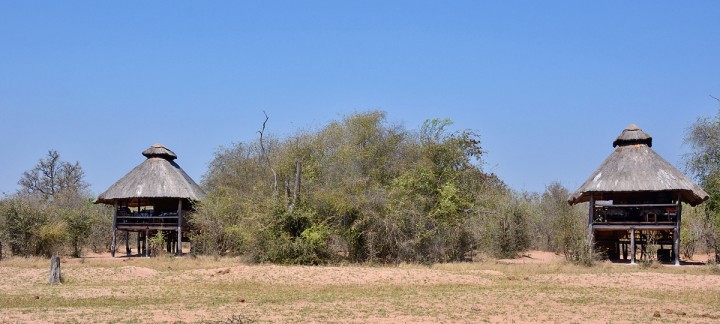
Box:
(1, 1), (719, 196)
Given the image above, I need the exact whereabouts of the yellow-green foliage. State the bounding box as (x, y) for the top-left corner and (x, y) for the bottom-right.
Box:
(192, 111), (517, 264)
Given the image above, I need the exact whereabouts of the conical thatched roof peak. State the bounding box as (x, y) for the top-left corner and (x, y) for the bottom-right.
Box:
(613, 123), (652, 147)
(569, 124), (708, 206)
(95, 144), (204, 205)
(142, 144), (177, 160)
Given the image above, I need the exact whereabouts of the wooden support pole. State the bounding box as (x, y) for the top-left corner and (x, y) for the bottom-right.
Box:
(125, 231), (130, 256)
(144, 229), (149, 257)
(177, 199), (183, 256)
(111, 201), (118, 257)
(674, 194), (682, 266)
(588, 196), (595, 253)
(136, 232), (141, 256)
(630, 227), (636, 265)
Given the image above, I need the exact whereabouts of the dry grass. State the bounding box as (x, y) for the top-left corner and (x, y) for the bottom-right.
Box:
(1, 252), (719, 323)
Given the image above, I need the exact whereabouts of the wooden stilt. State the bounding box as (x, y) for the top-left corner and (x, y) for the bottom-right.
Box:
(630, 227), (636, 265)
(111, 201), (118, 257)
(588, 196), (595, 253)
(177, 199), (183, 256)
(674, 195), (682, 266)
(125, 231), (131, 256)
(622, 240), (628, 260)
(144, 229), (149, 257)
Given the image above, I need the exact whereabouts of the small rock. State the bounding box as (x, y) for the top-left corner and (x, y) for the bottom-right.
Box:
(34, 296), (40, 300)
(653, 311), (661, 318)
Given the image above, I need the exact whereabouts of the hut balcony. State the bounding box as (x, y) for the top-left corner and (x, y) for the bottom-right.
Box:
(592, 202), (677, 227)
(115, 207), (187, 230)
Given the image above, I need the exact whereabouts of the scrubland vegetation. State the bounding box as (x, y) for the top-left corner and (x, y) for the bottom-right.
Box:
(1, 109), (720, 265)
(189, 111), (591, 264)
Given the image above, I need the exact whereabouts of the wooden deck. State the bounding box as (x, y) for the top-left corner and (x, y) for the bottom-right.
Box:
(116, 215), (182, 229)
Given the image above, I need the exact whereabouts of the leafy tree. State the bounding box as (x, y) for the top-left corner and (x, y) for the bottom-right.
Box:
(685, 100), (720, 262)
(1, 196), (47, 256)
(479, 192), (532, 259)
(192, 111), (509, 264)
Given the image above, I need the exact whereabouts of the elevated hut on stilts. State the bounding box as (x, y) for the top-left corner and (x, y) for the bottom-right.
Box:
(569, 124), (708, 265)
(95, 144), (205, 257)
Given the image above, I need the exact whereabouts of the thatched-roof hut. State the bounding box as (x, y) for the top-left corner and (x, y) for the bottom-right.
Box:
(96, 144), (205, 257)
(569, 124), (708, 265)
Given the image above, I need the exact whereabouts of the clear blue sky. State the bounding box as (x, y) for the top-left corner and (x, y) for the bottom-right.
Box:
(1, 1), (719, 196)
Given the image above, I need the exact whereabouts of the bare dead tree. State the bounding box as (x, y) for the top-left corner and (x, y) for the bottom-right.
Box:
(18, 150), (87, 200)
(258, 111), (278, 200)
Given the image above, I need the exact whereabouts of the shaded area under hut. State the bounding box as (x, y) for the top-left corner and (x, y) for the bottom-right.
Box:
(569, 124), (708, 265)
(95, 144), (205, 257)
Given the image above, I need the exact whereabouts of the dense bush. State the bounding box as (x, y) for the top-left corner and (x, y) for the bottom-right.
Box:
(0, 151), (112, 258)
(0, 192), (110, 257)
(190, 111), (545, 264)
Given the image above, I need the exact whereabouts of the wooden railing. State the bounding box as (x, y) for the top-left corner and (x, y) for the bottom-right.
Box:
(592, 203), (677, 225)
(116, 211), (180, 228)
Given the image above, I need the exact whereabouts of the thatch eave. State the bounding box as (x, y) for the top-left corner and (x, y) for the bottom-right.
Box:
(95, 145), (205, 206)
(569, 143), (708, 206)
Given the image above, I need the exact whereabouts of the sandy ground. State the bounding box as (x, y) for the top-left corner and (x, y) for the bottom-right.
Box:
(1, 251), (719, 323)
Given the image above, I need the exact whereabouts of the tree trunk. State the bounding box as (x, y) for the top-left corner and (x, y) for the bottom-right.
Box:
(49, 255), (61, 285)
(285, 179), (291, 209)
(293, 160), (302, 206)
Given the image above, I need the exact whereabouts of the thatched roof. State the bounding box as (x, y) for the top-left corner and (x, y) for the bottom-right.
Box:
(569, 124), (708, 206)
(95, 144), (205, 205)
(613, 123), (652, 147)
(142, 144), (177, 160)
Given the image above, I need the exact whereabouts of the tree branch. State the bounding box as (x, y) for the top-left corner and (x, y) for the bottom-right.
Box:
(258, 111), (278, 201)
